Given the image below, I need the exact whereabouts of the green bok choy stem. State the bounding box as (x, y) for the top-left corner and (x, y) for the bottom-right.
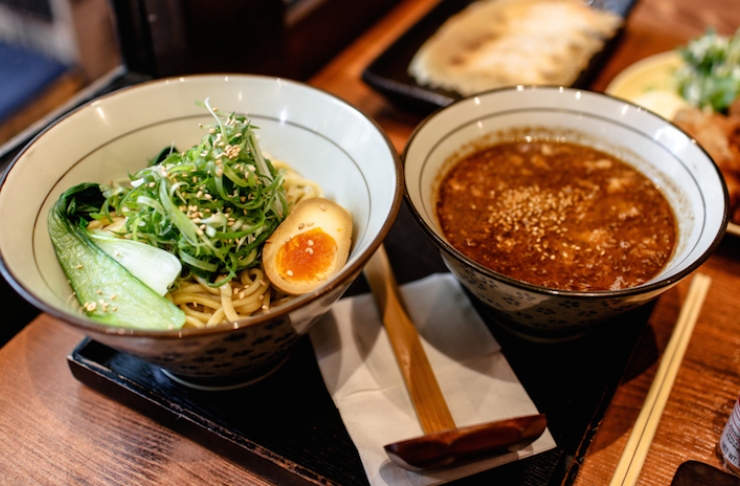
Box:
(48, 183), (186, 330)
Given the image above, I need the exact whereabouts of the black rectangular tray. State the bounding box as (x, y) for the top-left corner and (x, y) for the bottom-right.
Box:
(361, 0), (638, 114)
(67, 202), (654, 485)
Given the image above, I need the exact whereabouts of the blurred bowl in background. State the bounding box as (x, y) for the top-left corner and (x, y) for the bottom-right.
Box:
(404, 86), (728, 340)
(0, 74), (403, 388)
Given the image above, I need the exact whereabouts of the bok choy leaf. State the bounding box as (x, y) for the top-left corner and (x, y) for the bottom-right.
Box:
(48, 183), (186, 331)
(88, 230), (182, 297)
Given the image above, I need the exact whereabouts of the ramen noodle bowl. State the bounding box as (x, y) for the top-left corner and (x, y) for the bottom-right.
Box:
(0, 74), (403, 388)
(403, 86), (728, 340)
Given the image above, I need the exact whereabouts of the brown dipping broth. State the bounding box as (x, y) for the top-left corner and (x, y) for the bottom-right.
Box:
(436, 140), (677, 291)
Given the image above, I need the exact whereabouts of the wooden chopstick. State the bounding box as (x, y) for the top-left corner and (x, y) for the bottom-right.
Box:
(609, 272), (712, 486)
(363, 245), (457, 434)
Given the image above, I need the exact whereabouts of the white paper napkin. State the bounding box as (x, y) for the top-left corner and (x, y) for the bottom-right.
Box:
(309, 273), (556, 486)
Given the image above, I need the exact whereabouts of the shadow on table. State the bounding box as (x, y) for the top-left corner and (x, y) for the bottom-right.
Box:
(0, 276), (40, 347)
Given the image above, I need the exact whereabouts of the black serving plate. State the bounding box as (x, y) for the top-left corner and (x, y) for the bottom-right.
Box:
(67, 201), (655, 485)
(361, 0), (638, 114)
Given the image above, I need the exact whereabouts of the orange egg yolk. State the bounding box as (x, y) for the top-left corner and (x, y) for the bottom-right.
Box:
(275, 227), (338, 282)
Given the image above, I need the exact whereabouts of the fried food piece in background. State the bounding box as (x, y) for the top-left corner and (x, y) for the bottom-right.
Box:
(674, 106), (740, 223)
(408, 0), (622, 96)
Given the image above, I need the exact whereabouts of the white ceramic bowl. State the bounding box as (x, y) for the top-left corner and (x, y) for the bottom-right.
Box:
(404, 86), (728, 340)
(0, 74), (403, 388)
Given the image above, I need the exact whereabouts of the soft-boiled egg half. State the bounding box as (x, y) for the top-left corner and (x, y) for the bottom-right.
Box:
(263, 198), (353, 295)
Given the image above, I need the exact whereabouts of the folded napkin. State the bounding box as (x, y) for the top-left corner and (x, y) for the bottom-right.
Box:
(309, 273), (556, 486)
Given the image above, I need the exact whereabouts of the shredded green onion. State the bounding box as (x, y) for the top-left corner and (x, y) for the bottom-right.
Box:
(102, 99), (288, 286)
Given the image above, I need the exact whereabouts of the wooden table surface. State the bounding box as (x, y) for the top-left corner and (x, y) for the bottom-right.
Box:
(2, 0), (740, 484)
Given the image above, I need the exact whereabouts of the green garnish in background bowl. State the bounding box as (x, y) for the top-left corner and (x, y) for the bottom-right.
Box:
(676, 28), (740, 113)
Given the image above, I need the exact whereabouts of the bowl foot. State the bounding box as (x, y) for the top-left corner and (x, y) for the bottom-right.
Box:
(160, 354), (291, 391)
(480, 309), (588, 343)
(489, 318), (586, 343)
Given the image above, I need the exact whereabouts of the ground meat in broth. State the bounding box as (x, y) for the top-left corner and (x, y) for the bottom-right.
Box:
(436, 140), (677, 291)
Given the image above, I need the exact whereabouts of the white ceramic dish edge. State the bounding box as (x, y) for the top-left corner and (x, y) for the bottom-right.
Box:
(605, 51), (740, 237)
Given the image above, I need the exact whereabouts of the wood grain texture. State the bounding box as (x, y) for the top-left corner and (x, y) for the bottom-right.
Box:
(609, 274), (712, 486)
(2, 0), (740, 484)
(0, 318), (275, 485)
(573, 238), (740, 486)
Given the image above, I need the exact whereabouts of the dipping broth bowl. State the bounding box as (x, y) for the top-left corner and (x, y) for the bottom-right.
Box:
(0, 74), (403, 389)
(403, 86), (728, 340)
